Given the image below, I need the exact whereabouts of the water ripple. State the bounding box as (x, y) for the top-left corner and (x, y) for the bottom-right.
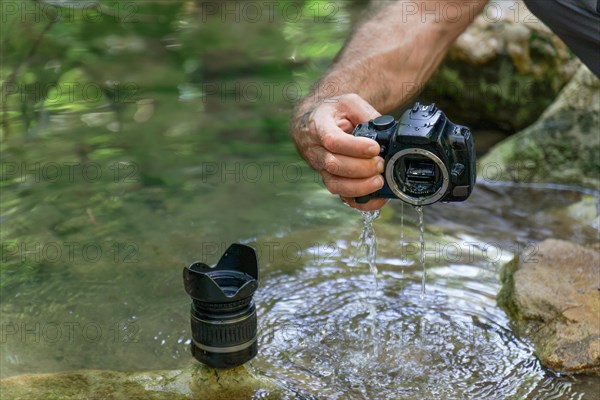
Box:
(253, 254), (591, 399)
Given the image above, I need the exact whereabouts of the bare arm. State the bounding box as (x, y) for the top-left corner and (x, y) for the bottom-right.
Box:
(291, 0), (488, 210)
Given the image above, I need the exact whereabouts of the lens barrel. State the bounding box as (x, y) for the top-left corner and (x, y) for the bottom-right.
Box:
(183, 244), (259, 368)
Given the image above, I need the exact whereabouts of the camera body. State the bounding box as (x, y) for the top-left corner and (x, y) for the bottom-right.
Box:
(352, 103), (476, 206)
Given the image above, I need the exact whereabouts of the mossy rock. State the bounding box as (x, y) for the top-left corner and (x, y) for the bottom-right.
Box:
(421, 0), (579, 132)
(0, 364), (280, 400)
(481, 65), (600, 190)
(498, 239), (600, 375)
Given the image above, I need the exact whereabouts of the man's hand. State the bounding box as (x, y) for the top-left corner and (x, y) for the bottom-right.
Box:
(289, 1), (488, 210)
(291, 93), (388, 211)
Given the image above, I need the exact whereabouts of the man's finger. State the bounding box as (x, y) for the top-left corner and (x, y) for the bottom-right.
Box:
(320, 170), (384, 197)
(341, 196), (388, 211)
(318, 122), (380, 158)
(313, 94), (382, 158)
(322, 153), (384, 178)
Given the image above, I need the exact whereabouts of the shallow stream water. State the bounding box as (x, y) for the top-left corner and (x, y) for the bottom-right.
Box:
(1, 1), (599, 399)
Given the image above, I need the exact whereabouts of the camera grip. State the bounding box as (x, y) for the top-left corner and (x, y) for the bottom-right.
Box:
(355, 195), (372, 204)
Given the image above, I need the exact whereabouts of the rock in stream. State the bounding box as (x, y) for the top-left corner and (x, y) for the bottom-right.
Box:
(0, 364), (279, 400)
(498, 239), (600, 375)
(480, 65), (600, 190)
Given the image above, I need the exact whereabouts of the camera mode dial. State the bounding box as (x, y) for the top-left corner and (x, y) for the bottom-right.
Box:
(372, 115), (395, 131)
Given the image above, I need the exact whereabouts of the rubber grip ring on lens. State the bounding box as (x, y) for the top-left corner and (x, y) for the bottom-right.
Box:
(191, 310), (257, 347)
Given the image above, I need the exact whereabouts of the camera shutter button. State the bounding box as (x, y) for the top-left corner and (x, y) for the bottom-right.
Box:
(372, 115), (395, 131)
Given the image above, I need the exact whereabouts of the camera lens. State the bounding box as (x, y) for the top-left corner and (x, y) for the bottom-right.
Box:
(385, 149), (449, 205)
(183, 244), (259, 368)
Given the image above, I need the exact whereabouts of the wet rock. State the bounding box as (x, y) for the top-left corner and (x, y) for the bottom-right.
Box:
(497, 239), (600, 375)
(480, 65), (600, 190)
(0, 364), (279, 400)
(420, 0), (580, 131)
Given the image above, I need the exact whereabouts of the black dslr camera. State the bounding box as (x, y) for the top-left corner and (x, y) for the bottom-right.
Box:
(352, 103), (476, 206)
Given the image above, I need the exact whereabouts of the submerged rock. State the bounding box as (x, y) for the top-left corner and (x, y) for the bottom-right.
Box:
(0, 364), (279, 399)
(480, 65), (600, 190)
(566, 196), (600, 230)
(497, 239), (600, 375)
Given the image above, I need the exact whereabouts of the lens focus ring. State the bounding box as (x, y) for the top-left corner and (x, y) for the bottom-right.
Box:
(191, 305), (257, 347)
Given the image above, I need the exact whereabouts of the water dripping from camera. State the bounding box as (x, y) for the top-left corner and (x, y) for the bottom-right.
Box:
(399, 201), (405, 277)
(359, 210), (379, 283)
(415, 206), (426, 298)
(358, 210), (380, 339)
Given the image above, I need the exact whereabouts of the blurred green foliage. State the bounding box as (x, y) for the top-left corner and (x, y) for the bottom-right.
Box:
(1, 0), (351, 139)
(0, 0), (353, 291)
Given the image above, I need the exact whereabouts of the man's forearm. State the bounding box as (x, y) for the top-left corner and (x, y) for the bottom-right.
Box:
(289, 1), (488, 211)
(299, 0), (488, 115)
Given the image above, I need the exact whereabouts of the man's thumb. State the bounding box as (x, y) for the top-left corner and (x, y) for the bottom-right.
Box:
(338, 93), (381, 125)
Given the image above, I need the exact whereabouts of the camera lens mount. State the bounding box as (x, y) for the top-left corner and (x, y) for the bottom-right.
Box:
(385, 148), (449, 206)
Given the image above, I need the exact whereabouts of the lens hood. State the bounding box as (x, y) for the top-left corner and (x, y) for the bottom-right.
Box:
(183, 243), (260, 368)
(183, 244), (259, 303)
